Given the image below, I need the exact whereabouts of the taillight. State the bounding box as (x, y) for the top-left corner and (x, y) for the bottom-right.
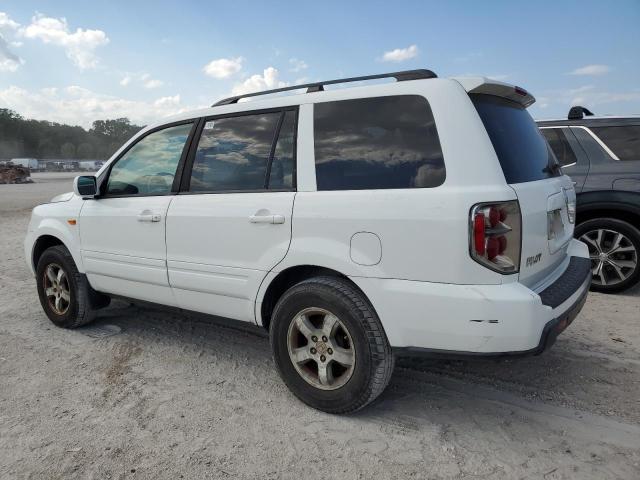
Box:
(470, 201), (521, 273)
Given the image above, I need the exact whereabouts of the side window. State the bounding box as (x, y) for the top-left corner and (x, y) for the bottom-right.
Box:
(190, 111), (292, 192)
(590, 126), (640, 161)
(269, 111), (296, 189)
(541, 128), (578, 166)
(106, 123), (192, 196)
(313, 95), (445, 191)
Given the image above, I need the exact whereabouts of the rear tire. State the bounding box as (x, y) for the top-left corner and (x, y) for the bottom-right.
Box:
(36, 245), (98, 328)
(575, 218), (640, 293)
(270, 276), (394, 413)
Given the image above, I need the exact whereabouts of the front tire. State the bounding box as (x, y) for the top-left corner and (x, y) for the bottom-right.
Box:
(270, 276), (394, 413)
(576, 218), (640, 293)
(36, 245), (97, 328)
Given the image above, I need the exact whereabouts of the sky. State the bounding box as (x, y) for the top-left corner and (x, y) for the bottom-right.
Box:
(1, 0), (639, 129)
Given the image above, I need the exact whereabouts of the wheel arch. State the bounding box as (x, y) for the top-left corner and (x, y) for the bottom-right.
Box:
(576, 191), (640, 228)
(30, 228), (83, 275)
(257, 265), (373, 332)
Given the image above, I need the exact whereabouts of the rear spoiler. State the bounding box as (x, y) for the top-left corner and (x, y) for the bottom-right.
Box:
(453, 77), (536, 108)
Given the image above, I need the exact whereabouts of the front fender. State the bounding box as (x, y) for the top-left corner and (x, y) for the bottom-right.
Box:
(25, 201), (84, 275)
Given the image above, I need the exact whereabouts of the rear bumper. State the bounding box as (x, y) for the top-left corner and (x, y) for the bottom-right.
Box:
(351, 239), (591, 356)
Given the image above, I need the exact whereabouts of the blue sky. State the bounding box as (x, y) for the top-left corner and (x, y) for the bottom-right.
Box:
(1, 0), (639, 128)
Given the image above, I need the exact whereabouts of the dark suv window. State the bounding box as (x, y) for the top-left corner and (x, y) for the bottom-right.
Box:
(541, 128), (578, 166)
(313, 95), (445, 191)
(189, 110), (296, 192)
(472, 94), (559, 184)
(590, 126), (640, 161)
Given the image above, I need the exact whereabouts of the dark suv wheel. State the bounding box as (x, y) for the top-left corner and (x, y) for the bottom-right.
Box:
(576, 218), (640, 293)
(270, 276), (394, 414)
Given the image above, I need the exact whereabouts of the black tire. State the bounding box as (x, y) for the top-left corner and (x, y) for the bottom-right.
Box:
(36, 245), (97, 328)
(575, 218), (640, 293)
(270, 276), (394, 414)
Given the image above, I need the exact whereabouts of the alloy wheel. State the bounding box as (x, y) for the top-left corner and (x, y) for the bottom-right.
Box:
(580, 228), (638, 287)
(286, 307), (356, 390)
(43, 263), (71, 315)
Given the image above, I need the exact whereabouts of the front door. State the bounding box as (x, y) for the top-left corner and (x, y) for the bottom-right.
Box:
(79, 122), (194, 304)
(166, 108), (297, 322)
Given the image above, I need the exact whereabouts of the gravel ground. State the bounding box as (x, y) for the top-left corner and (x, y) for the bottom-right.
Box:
(1, 172), (639, 479)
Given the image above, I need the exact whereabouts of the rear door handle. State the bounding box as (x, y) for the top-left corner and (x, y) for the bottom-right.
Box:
(138, 213), (161, 222)
(249, 214), (285, 224)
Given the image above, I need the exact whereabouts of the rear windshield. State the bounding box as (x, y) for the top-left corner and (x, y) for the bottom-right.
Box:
(471, 94), (559, 184)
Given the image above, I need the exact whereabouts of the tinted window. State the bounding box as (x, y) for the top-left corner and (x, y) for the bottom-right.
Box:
(313, 95), (445, 191)
(472, 94), (559, 184)
(269, 111), (296, 189)
(190, 112), (281, 192)
(106, 123), (192, 195)
(590, 126), (640, 161)
(541, 128), (578, 166)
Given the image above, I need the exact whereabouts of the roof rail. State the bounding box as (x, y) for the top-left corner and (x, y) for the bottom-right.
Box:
(212, 69), (437, 106)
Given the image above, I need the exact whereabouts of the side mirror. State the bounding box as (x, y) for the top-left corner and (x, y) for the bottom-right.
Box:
(74, 175), (97, 198)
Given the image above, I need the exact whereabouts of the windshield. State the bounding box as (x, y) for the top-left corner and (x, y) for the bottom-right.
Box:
(471, 94), (560, 184)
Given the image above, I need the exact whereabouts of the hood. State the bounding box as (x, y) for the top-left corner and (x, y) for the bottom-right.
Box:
(49, 191), (75, 203)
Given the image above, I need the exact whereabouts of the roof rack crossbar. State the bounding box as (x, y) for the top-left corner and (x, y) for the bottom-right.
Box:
(212, 69), (437, 106)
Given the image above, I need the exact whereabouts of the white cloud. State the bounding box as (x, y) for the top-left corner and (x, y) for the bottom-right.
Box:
(532, 84), (640, 116)
(203, 56), (243, 79)
(0, 11), (23, 72)
(380, 44), (418, 62)
(141, 73), (163, 89)
(569, 64), (611, 76)
(154, 95), (180, 108)
(231, 67), (287, 96)
(21, 13), (109, 69)
(0, 85), (193, 129)
(119, 72), (164, 89)
(289, 57), (308, 72)
(0, 12), (20, 31)
(144, 79), (163, 89)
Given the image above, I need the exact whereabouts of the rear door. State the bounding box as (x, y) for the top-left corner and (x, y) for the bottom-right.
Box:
(165, 108), (297, 322)
(540, 127), (590, 192)
(472, 95), (575, 288)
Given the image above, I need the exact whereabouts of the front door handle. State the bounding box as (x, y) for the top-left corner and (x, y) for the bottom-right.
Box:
(249, 214), (285, 224)
(138, 213), (161, 222)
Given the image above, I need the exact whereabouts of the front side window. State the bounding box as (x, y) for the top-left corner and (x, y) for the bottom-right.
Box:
(313, 95), (445, 191)
(541, 128), (578, 167)
(590, 126), (640, 161)
(189, 110), (295, 192)
(106, 123), (192, 195)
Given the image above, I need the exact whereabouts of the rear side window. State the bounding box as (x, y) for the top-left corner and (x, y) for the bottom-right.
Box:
(590, 126), (640, 161)
(189, 110), (295, 192)
(472, 94), (559, 184)
(541, 128), (578, 166)
(313, 95), (445, 191)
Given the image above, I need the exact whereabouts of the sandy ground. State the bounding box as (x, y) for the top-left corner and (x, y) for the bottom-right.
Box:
(1, 173), (639, 479)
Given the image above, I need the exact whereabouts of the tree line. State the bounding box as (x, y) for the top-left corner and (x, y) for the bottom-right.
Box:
(0, 109), (143, 160)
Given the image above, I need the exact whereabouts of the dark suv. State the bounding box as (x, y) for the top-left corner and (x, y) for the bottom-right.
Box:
(538, 107), (640, 293)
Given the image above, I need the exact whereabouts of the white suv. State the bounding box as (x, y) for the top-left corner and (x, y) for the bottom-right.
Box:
(25, 70), (592, 413)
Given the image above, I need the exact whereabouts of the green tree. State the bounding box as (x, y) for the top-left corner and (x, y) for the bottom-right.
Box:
(60, 142), (76, 159)
(0, 110), (142, 160)
(77, 142), (94, 158)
